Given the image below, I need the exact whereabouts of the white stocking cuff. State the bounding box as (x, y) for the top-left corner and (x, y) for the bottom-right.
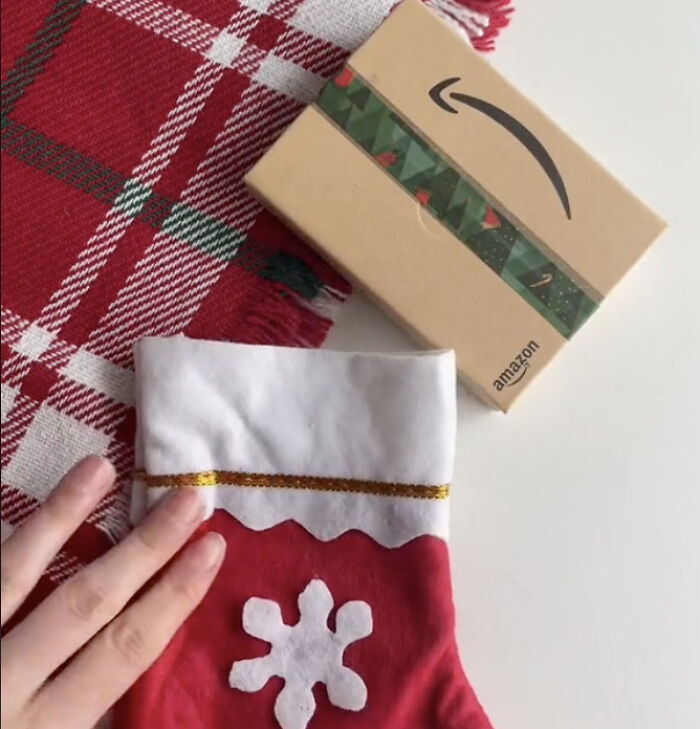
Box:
(132, 336), (456, 547)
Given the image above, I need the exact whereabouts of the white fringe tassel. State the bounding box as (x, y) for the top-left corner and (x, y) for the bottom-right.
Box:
(426, 0), (490, 40)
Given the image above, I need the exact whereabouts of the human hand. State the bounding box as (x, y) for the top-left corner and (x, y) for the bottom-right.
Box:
(0, 456), (225, 729)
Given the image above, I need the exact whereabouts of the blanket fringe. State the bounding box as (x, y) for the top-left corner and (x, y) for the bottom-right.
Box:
(235, 280), (346, 350)
(424, 0), (513, 51)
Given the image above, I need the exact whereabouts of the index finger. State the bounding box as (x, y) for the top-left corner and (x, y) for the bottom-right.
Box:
(28, 532), (226, 729)
(1, 487), (205, 703)
(0, 456), (115, 626)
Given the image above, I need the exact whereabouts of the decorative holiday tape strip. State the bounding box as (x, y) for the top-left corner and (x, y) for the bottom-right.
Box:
(315, 68), (599, 339)
(137, 470), (450, 500)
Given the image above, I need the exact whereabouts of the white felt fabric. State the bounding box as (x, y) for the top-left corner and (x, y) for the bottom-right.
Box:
(132, 336), (455, 546)
(229, 579), (372, 729)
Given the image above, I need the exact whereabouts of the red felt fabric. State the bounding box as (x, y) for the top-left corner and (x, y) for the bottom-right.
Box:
(113, 510), (492, 729)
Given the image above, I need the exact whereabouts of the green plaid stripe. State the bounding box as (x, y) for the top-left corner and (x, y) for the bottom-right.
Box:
(316, 70), (598, 339)
(1, 117), (325, 300)
(1, 0), (87, 117)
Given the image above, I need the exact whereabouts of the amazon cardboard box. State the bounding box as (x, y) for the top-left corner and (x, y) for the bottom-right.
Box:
(245, 0), (666, 411)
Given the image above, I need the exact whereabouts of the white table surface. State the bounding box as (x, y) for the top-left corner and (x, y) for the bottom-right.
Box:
(325, 2), (700, 727)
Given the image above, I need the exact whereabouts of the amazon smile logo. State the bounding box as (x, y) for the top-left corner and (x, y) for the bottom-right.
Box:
(493, 340), (540, 391)
(429, 78), (571, 219)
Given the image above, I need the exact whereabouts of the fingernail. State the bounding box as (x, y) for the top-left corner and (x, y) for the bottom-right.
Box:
(189, 533), (226, 571)
(71, 455), (115, 495)
(166, 487), (204, 523)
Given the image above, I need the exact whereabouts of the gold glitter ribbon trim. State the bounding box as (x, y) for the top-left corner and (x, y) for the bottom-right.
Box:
(135, 470), (449, 500)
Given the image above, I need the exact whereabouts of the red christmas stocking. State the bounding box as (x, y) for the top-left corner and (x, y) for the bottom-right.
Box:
(115, 336), (493, 729)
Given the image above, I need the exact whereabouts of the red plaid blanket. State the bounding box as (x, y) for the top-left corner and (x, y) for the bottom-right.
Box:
(0, 0), (511, 608)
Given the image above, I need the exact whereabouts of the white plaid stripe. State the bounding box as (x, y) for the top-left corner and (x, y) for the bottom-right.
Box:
(0, 307), (29, 345)
(89, 0), (220, 54)
(62, 350), (134, 405)
(3, 405), (112, 503)
(0, 484), (39, 529)
(289, 0), (395, 50)
(0, 384), (19, 423)
(46, 382), (129, 432)
(88, 0), (331, 102)
(273, 25), (347, 76)
(13, 323), (55, 361)
(0, 310), (80, 407)
(1, 392), (40, 468)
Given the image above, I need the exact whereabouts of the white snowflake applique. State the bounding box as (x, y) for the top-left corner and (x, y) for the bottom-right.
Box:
(229, 578), (373, 729)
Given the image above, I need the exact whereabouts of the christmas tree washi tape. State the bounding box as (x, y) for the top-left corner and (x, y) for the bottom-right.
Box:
(316, 68), (598, 340)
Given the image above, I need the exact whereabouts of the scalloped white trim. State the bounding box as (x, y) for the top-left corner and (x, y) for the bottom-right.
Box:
(135, 479), (449, 548)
